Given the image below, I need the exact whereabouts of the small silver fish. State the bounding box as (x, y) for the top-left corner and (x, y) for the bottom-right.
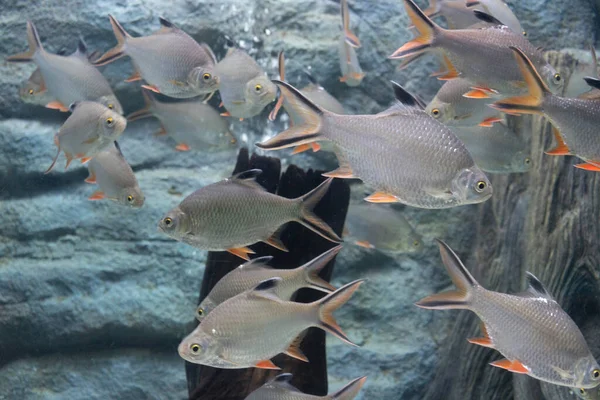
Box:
(93, 16), (217, 99)
(86, 142), (144, 207)
(258, 80), (492, 209)
(195, 246), (340, 321)
(344, 203), (423, 253)
(563, 47), (599, 98)
(390, 0), (562, 96)
(8, 22), (122, 114)
(46, 101), (127, 173)
(178, 278), (363, 369)
(244, 373), (367, 400)
(577, 386), (600, 400)
(417, 240), (600, 389)
(339, 0), (364, 86)
(127, 88), (236, 152)
(214, 48), (277, 119)
(158, 170), (341, 260)
(492, 47), (600, 172)
(452, 122), (532, 174)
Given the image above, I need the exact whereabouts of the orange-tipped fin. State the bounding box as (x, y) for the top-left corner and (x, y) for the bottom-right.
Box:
(85, 170), (97, 184)
(89, 191), (105, 201)
(295, 178), (341, 243)
(227, 247), (255, 261)
(436, 55), (460, 81)
(464, 89), (492, 99)
(141, 84), (160, 93)
(574, 162), (600, 172)
(254, 360), (281, 370)
(292, 144), (312, 155)
(7, 21), (43, 62)
(220, 111), (231, 117)
(545, 127), (571, 156)
(80, 157), (92, 164)
(355, 240), (375, 249)
(92, 15), (130, 66)
(263, 229), (289, 252)
(316, 280), (364, 346)
(341, 0), (361, 48)
(125, 69), (142, 83)
(490, 359), (530, 374)
(46, 101), (69, 112)
(283, 334), (309, 363)
(389, 0), (440, 60)
(269, 51), (286, 122)
(364, 192), (398, 203)
(301, 245), (340, 293)
(479, 117), (503, 127)
(175, 143), (190, 152)
(468, 337), (494, 348)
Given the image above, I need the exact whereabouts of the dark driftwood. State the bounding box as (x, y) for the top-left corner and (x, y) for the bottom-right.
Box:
(186, 148), (350, 400)
(423, 52), (600, 400)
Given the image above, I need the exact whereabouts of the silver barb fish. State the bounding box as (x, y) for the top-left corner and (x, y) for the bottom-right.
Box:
(126, 88), (236, 152)
(244, 373), (367, 400)
(258, 80), (492, 209)
(8, 22), (122, 114)
(178, 278), (363, 369)
(417, 240), (600, 389)
(86, 142), (144, 207)
(93, 16), (217, 99)
(195, 246), (340, 321)
(214, 48), (277, 119)
(158, 170), (341, 260)
(390, 0), (562, 96)
(46, 101), (127, 173)
(344, 203), (423, 253)
(339, 0), (364, 86)
(492, 47), (600, 172)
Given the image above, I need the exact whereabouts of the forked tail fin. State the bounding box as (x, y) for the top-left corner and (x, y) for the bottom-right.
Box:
(415, 239), (478, 310)
(299, 245), (341, 293)
(389, 0), (442, 59)
(331, 376), (368, 400)
(7, 21), (43, 62)
(126, 88), (156, 122)
(92, 15), (130, 66)
(490, 46), (549, 115)
(295, 178), (341, 243)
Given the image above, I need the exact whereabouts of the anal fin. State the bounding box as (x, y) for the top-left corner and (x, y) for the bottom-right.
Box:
(46, 101), (69, 112)
(254, 360), (281, 370)
(227, 247), (256, 261)
(574, 162), (600, 172)
(437, 55), (460, 81)
(364, 192), (399, 203)
(263, 227), (289, 252)
(283, 333), (309, 363)
(545, 127), (571, 156)
(85, 171), (97, 184)
(141, 84), (161, 93)
(479, 117), (503, 127)
(355, 240), (375, 249)
(89, 190), (105, 201)
(490, 359), (529, 374)
(125, 70), (142, 83)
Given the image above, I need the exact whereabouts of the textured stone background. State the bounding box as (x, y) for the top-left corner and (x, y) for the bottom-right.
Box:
(0, 0), (597, 399)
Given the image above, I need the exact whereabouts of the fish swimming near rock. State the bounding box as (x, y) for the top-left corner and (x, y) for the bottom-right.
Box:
(339, 0), (364, 86)
(85, 142), (144, 207)
(126, 88), (236, 152)
(390, 0), (562, 96)
(178, 278), (363, 369)
(195, 246), (340, 321)
(244, 373), (367, 400)
(214, 48), (277, 119)
(492, 47), (600, 172)
(417, 239), (600, 389)
(8, 21), (122, 114)
(93, 15), (217, 99)
(258, 80), (493, 209)
(344, 203), (423, 253)
(452, 122), (532, 174)
(46, 101), (127, 173)
(158, 170), (341, 260)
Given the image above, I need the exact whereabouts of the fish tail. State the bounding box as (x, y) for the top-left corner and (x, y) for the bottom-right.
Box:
(126, 88), (155, 122)
(491, 47), (549, 116)
(256, 80), (325, 150)
(331, 376), (368, 400)
(92, 15), (130, 66)
(415, 239), (479, 310)
(341, 0), (361, 48)
(389, 0), (441, 59)
(301, 245), (341, 293)
(7, 21), (43, 62)
(423, 0), (441, 18)
(315, 280), (364, 346)
(295, 178), (341, 243)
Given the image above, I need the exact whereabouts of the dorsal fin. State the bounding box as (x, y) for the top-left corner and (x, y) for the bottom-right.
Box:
(391, 81), (426, 109)
(473, 10), (506, 26)
(250, 277), (283, 302)
(584, 77), (600, 90)
(68, 102), (80, 113)
(525, 272), (553, 299)
(159, 17), (174, 28)
(232, 169), (262, 181)
(274, 373), (294, 383)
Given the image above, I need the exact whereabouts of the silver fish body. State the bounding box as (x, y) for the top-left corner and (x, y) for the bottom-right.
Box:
(301, 84), (346, 115)
(244, 374), (367, 400)
(344, 203), (423, 253)
(339, 37), (364, 87)
(417, 240), (600, 389)
(87, 142), (144, 207)
(178, 278), (363, 369)
(215, 49), (277, 118)
(196, 247), (340, 321)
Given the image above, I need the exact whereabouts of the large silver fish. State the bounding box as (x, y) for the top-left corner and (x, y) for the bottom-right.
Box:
(126, 88), (236, 152)
(344, 203), (423, 253)
(214, 48), (277, 119)
(195, 246), (340, 322)
(7, 22), (122, 114)
(158, 170), (341, 260)
(417, 240), (600, 389)
(46, 101), (127, 173)
(86, 142), (144, 207)
(492, 47), (600, 172)
(244, 373), (367, 400)
(178, 278), (363, 369)
(93, 16), (217, 99)
(339, 0), (364, 87)
(258, 80), (492, 209)
(390, 0), (562, 96)
(452, 123), (532, 174)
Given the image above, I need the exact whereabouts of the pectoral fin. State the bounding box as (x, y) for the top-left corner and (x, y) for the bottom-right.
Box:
(46, 101), (69, 112)
(89, 190), (105, 200)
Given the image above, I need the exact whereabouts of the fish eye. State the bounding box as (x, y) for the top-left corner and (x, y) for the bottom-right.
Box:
(580, 388), (586, 395)
(108, 104), (114, 110)
(127, 195), (134, 203)
(413, 240), (420, 247)
(431, 108), (440, 118)
(522, 31), (527, 37)
(164, 217), (173, 226)
(554, 73), (562, 83)
(475, 181), (487, 192)
(203, 73), (211, 81)
(197, 307), (204, 316)
(106, 117), (114, 126)
(28, 89), (34, 95)
(254, 84), (262, 92)
(524, 158), (531, 165)
(592, 369), (600, 379)
(190, 343), (202, 354)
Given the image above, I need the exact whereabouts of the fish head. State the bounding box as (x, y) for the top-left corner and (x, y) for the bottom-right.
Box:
(188, 66), (220, 94)
(177, 330), (236, 367)
(96, 95), (124, 115)
(451, 167), (493, 205)
(19, 80), (48, 105)
(426, 98), (460, 126)
(538, 63), (565, 94)
(158, 207), (189, 238)
(195, 298), (216, 322)
(100, 108), (127, 140)
(244, 75), (277, 109)
(577, 386), (600, 400)
(573, 356), (600, 389)
(404, 233), (424, 253)
(118, 185), (145, 208)
(509, 151), (533, 173)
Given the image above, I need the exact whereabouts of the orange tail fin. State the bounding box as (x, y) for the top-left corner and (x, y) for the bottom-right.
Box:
(92, 15), (130, 66)
(7, 21), (43, 62)
(315, 280), (364, 346)
(389, 0), (442, 59)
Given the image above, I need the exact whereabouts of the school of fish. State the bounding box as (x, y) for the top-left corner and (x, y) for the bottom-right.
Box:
(7, 0), (600, 397)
